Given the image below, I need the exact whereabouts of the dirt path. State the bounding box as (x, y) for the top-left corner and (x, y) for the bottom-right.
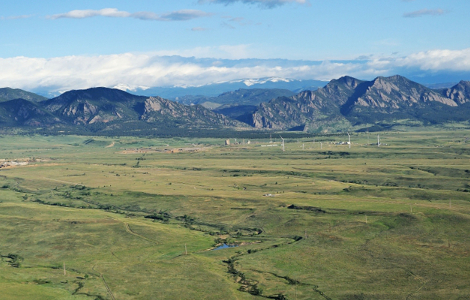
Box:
(42, 177), (81, 185)
(123, 222), (158, 244)
(105, 141), (115, 148)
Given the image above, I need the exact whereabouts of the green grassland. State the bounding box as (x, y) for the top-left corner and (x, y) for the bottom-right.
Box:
(0, 130), (469, 299)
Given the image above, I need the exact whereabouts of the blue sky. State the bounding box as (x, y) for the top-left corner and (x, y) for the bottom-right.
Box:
(1, 0), (470, 93)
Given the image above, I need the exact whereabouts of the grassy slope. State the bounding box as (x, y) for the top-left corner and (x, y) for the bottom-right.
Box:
(0, 131), (469, 299)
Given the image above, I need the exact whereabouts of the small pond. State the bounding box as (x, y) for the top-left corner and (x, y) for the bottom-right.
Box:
(212, 243), (239, 251)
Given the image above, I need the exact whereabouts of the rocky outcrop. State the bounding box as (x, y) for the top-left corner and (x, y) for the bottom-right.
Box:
(35, 88), (245, 128)
(141, 97), (243, 127)
(441, 81), (470, 105)
(351, 76), (458, 111)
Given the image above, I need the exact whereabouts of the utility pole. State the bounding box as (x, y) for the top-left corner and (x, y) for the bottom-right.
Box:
(185, 243), (188, 255)
(377, 134), (380, 147)
(63, 262), (66, 276)
(348, 132), (351, 149)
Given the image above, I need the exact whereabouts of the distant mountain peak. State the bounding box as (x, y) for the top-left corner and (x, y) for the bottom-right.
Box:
(208, 77), (295, 87)
(456, 80), (470, 87)
(336, 75), (359, 82)
(113, 84), (150, 92)
(57, 87), (144, 102)
(442, 80), (470, 105)
(379, 74), (406, 80)
(241, 77), (293, 86)
(329, 76), (363, 89)
(0, 87), (47, 103)
(125, 77), (328, 99)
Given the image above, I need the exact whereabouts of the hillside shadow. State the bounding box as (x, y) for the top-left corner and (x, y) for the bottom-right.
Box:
(340, 81), (374, 116)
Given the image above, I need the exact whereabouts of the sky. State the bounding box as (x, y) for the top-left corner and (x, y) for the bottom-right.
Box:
(1, 0), (470, 94)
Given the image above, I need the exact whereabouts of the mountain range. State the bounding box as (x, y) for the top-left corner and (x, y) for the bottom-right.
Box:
(124, 77), (328, 100)
(251, 75), (470, 132)
(0, 87), (244, 135)
(175, 88), (295, 107)
(1, 75), (469, 135)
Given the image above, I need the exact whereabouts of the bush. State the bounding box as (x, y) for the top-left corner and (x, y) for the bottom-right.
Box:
(5, 254), (23, 268)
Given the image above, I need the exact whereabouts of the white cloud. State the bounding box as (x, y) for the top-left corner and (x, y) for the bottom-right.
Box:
(47, 8), (212, 21)
(1, 48), (470, 94)
(198, 0), (308, 9)
(48, 8), (129, 19)
(395, 49), (470, 71)
(0, 53), (360, 93)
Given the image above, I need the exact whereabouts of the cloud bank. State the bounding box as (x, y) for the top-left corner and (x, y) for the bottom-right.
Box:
(48, 8), (212, 21)
(1, 48), (470, 95)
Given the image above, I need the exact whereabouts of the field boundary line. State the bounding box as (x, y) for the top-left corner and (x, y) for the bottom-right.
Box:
(101, 274), (116, 300)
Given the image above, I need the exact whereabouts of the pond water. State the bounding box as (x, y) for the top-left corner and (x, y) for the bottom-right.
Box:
(212, 243), (239, 251)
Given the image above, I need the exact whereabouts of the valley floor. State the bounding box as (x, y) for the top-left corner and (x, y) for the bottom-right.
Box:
(0, 130), (469, 299)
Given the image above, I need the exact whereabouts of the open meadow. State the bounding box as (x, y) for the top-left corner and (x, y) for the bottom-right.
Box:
(0, 130), (469, 299)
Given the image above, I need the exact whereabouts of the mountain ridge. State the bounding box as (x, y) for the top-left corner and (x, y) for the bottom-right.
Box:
(251, 75), (470, 132)
(0, 87), (246, 133)
(1, 75), (470, 135)
(130, 77), (328, 99)
(0, 87), (48, 103)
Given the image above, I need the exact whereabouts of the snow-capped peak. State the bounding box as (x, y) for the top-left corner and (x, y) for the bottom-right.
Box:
(113, 84), (150, 92)
(242, 77), (293, 86)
